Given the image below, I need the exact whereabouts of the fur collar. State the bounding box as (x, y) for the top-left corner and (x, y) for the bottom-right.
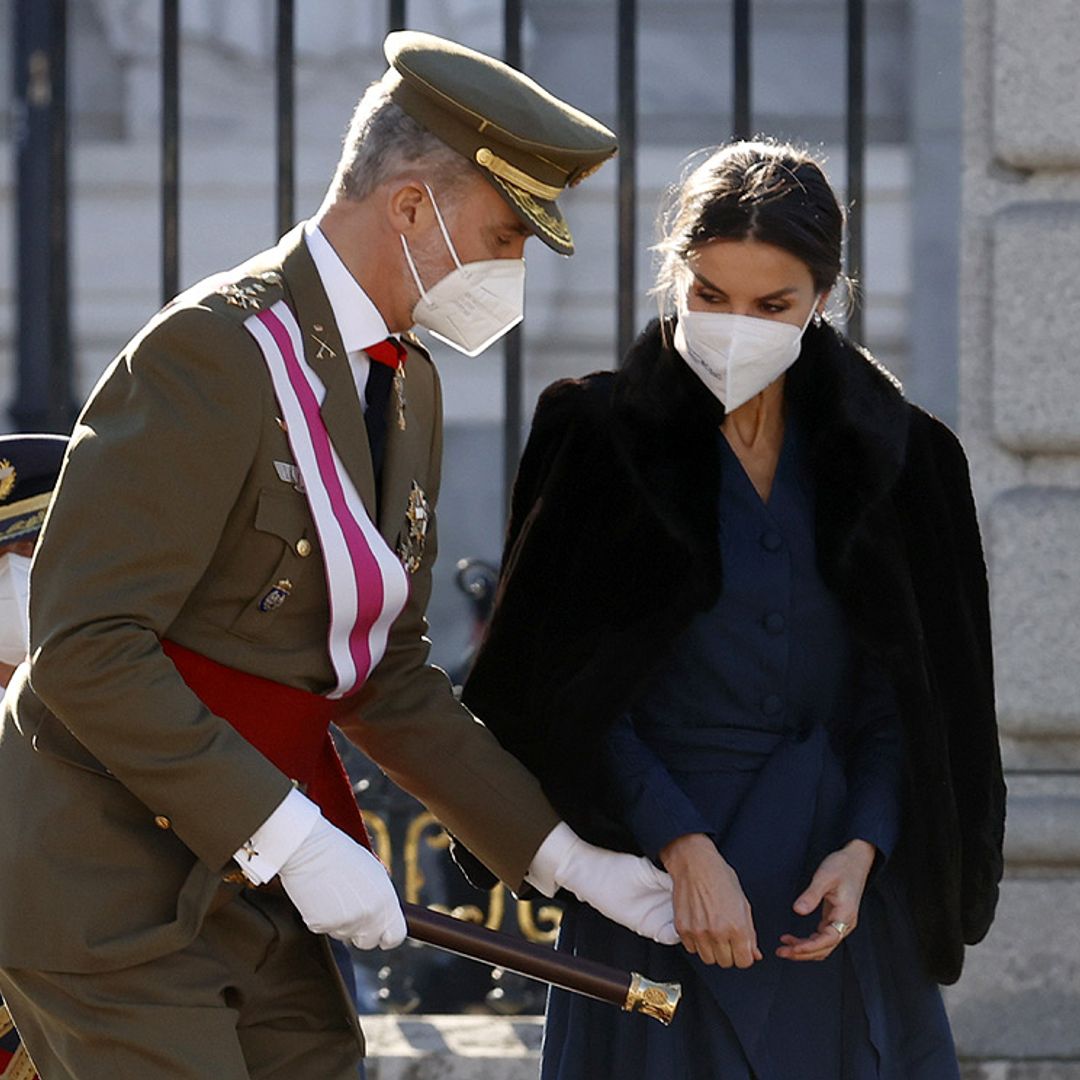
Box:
(609, 317), (911, 601)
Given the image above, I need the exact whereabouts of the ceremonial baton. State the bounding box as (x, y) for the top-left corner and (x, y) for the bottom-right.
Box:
(403, 903), (681, 1024)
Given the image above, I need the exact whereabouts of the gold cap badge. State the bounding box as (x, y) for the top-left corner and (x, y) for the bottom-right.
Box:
(0, 461), (15, 503)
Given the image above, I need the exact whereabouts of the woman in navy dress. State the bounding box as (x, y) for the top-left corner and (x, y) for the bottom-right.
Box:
(459, 141), (1005, 1078)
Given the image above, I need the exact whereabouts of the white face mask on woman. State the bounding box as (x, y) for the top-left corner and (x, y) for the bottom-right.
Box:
(673, 300), (818, 412)
(401, 184), (525, 358)
(0, 552), (31, 667)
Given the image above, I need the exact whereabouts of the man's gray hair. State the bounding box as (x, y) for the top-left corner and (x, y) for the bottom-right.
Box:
(331, 80), (476, 203)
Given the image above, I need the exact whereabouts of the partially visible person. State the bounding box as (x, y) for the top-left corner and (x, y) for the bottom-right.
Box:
(460, 140), (1005, 1078)
(0, 434), (67, 689)
(0, 433), (67, 1080)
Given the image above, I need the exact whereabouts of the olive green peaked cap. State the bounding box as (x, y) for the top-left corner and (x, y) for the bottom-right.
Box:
(383, 30), (617, 255)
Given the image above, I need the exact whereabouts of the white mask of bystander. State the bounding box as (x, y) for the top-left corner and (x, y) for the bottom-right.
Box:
(401, 184), (525, 357)
(673, 299), (819, 412)
(0, 552), (31, 667)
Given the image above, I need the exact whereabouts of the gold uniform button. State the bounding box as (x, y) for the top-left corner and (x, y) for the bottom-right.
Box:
(296, 538), (312, 557)
(153, 815), (171, 830)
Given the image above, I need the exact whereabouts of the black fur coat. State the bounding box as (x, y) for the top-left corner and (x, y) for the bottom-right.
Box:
(461, 317), (1005, 986)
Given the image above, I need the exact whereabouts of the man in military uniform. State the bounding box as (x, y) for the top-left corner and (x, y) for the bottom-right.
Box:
(0, 31), (678, 1080)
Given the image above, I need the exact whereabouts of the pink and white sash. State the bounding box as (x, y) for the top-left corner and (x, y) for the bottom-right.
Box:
(245, 301), (410, 699)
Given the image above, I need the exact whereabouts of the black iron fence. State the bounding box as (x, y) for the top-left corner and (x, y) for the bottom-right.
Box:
(9, 0), (870, 1014)
(11, 0), (868, 482)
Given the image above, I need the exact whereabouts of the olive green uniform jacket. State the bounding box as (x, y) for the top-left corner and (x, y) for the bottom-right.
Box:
(0, 224), (557, 973)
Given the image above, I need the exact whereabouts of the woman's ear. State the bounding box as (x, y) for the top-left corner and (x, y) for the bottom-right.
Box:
(813, 287), (833, 325)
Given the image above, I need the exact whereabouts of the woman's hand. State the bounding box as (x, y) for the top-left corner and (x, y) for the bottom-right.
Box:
(777, 838), (876, 961)
(659, 833), (762, 968)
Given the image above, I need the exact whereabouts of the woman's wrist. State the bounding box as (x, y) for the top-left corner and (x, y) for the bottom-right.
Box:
(842, 837), (878, 874)
(660, 832), (717, 873)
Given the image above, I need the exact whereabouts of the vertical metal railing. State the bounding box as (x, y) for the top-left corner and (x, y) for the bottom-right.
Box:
(10, 0), (871, 433)
(732, 0), (752, 139)
(12, 0), (74, 431)
(846, 0), (866, 342)
(502, 0), (524, 515)
(616, 0), (637, 364)
(275, 0), (296, 238)
(160, 0), (180, 305)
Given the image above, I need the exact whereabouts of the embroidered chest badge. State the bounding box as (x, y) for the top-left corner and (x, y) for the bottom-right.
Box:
(397, 481), (430, 574)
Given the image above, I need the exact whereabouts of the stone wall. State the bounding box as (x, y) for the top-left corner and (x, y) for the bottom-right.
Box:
(944, 0), (1080, 1072)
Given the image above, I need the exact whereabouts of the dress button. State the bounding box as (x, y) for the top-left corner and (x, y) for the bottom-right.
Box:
(761, 694), (784, 717)
(153, 815), (171, 830)
(760, 530), (783, 552)
(296, 538), (312, 557)
(763, 612), (786, 634)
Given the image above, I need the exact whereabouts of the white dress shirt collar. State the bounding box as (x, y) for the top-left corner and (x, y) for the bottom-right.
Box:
(303, 220), (391, 354)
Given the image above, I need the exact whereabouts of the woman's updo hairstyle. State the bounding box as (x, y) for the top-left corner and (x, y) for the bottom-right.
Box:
(653, 140), (847, 312)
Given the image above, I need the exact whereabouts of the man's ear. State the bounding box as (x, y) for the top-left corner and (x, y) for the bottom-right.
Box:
(388, 180), (432, 237)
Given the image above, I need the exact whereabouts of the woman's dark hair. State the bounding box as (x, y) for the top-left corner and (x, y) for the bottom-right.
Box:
(653, 139), (847, 310)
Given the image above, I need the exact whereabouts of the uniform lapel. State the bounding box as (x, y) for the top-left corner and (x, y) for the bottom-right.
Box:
(277, 225), (378, 517)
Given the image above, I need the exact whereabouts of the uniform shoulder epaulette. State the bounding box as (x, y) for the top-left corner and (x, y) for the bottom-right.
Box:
(210, 269), (286, 318)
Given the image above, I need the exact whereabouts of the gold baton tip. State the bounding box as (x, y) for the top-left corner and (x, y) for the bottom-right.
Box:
(623, 972), (681, 1025)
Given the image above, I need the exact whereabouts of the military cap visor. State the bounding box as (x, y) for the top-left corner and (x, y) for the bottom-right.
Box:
(383, 31), (617, 255)
(0, 434), (68, 545)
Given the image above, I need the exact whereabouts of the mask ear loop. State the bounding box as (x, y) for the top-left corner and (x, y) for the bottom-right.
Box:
(400, 234), (429, 301)
(400, 182), (467, 299)
(423, 183), (464, 272)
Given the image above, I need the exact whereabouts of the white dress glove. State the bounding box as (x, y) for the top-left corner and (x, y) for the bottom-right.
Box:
(528, 822), (679, 945)
(277, 814), (407, 950)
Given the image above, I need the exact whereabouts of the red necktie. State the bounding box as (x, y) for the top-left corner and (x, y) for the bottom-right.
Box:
(364, 337), (406, 369)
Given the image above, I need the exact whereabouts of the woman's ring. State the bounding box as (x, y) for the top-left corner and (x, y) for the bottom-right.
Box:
(829, 921), (849, 937)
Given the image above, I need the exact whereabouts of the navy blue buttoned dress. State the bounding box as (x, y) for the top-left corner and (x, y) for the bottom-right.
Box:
(542, 423), (959, 1080)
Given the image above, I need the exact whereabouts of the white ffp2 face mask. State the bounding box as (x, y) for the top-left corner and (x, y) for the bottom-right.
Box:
(0, 552), (31, 667)
(673, 301), (818, 411)
(402, 185), (525, 358)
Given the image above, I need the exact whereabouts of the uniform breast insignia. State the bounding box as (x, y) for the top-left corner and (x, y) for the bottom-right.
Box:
(258, 578), (293, 613)
(397, 481), (430, 574)
(273, 460), (306, 493)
